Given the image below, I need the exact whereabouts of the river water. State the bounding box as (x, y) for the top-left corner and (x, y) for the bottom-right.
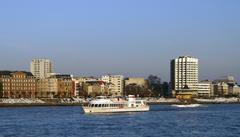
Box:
(0, 104), (240, 137)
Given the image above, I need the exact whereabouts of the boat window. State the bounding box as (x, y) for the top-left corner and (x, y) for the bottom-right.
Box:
(94, 104), (98, 107)
(91, 104), (94, 107)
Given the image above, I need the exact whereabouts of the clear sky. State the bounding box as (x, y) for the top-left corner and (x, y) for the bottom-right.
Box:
(0, 0), (239, 82)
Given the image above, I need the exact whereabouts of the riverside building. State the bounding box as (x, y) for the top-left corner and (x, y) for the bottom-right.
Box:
(197, 81), (213, 98)
(213, 82), (229, 96)
(171, 56), (199, 98)
(51, 74), (74, 98)
(30, 59), (53, 79)
(0, 71), (37, 98)
(36, 78), (58, 98)
(82, 81), (110, 97)
(102, 75), (124, 96)
(36, 74), (74, 98)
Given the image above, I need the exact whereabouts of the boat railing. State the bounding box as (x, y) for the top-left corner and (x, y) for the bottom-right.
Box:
(86, 103), (128, 108)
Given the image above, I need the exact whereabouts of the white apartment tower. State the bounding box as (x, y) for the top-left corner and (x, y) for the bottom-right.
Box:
(171, 56), (199, 93)
(30, 59), (53, 79)
(102, 75), (124, 96)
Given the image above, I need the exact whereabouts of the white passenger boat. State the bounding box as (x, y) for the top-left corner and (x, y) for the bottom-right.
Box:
(82, 95), (150, 113)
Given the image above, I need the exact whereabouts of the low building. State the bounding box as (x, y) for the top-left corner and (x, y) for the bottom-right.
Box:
(82, 81), (110, 97)
(0, 71), (37, 98)
(51, 74), (74, 98)
(37, 74), (74, 98)
(213, 82), (229, 96)
(36, 78), (58, 98)
(72, 79), (80, 97)
(73, 76), (101, 97)
(233, 85), (240, 96)
(197, 81), (213, 98)
(102, 75), (124, 96)
(213, 76), (238, 96)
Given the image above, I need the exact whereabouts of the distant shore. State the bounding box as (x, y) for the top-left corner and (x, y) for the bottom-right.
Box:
(0, 97), (240, 107)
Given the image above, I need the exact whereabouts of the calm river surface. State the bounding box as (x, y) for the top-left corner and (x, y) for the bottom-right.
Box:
(0, 104), (240, 137)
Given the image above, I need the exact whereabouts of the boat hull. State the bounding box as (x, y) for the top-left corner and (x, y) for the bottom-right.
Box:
(82, 106), (150, 113)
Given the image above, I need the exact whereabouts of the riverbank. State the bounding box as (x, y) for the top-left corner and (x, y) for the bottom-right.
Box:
(0, 98), (85, 107)
(148, 97), (240, 105)
(0, 97), (240, 107)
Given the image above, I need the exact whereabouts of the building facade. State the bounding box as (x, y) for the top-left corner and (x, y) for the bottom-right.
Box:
(0, 71), (37, 98)
(213, 76), (237, 96)
(213, 82), (229, 96)
(197, 81), (213, 98)
(233, 85), (240, 96)
(171, 56), (199, 95)
(51, 74), (74, 98)
(102, 75), (124, 96)
(82, 81), (109, 97)
(36, 78), (58, 98)
(30, 59), (53, 79)
(36, 74), (74, 98)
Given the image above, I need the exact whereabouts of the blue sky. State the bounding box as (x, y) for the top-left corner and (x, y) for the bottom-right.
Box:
(0, 0), (240, 82)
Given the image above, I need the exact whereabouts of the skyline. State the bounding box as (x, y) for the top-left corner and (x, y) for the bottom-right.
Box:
(0, 0), (240, 82)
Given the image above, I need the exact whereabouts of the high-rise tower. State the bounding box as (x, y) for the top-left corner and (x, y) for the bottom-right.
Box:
(171, 56), (198, 94)
(30, 59), (53, 79)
